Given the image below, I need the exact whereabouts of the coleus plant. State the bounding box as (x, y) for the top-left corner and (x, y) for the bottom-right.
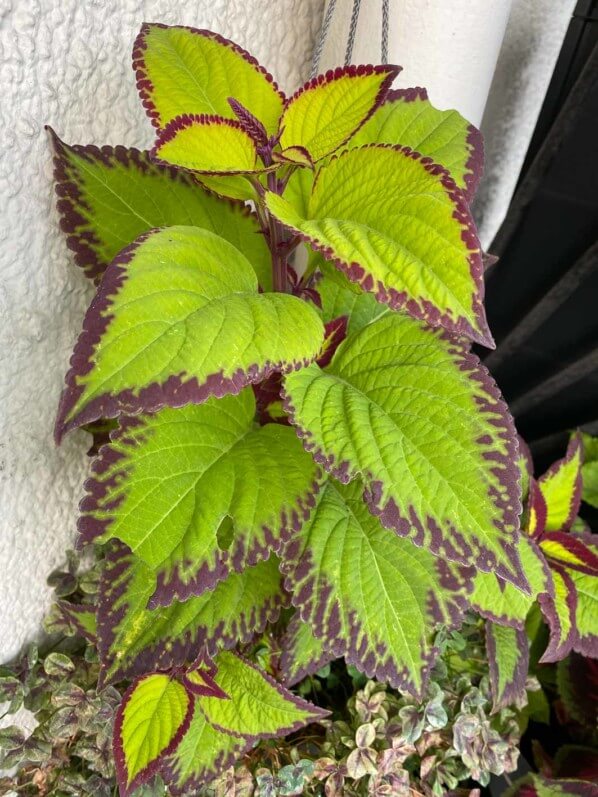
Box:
(46, 20), (595, 797)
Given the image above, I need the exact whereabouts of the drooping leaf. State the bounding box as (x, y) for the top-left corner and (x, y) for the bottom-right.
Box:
(348, 88), (483, 200)
(152, 115), (263, 174)
(57, 602), (97, 642)
(113, 673), (192, 796)
(279, 614), (336, 687)
(133, 23), (284, 134)
(160, 701), (251, 795)
(55, 226), (324, 441)
(469, 536), (552, 629)
(48, 130), (272, 286)
(198, 651), (328, 739)
(280, 479), (470, 697)
(486, 622), (529, 712)
(80, 390), (321, 603)
(98, 544), (285, 684)
(283, 312), (525, 588)
(538, 565), (578, 663)
(279, 65), (400, 162)
(266, 145), (492, 346)
(538, 435), (583, 532)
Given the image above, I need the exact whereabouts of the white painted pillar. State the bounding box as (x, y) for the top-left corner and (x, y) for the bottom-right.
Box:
(316, 0), (513, 126)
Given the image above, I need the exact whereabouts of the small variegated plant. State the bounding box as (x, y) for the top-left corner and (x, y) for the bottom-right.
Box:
(45, 21), (598, 797)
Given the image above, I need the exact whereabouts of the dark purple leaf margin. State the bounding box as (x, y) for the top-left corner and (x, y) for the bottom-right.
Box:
(538, 432), (583, 532)
(279, 613), (336, 687)
(486, 621), (529, 712)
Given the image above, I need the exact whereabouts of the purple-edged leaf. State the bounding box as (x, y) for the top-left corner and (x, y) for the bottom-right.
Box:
(517, 435), (534, 502)
(349, 87), (483, 200)
(97, 544), (285, 685)
(530, 773), (598, 797)
(160, 701), (252, 796)
(197, 650), (328, 739)
(265, 145), (492, 346)
(279, 65), (400, 162)
(113, 673), (193, 797)
(133, 23), (284, 134)
(527, 479), (548, 540)
(280, 479), (470, 697)
(486, 622), (529, 712)
(538, 434), (583, 532)
(57, 602), (97, 642)
(55, 226), (324, 441)
(182, 667), (229, 700)
(538, 565), (578, 663)
(80, 390), (321, 603)
(540, 531), (598, 576)
(279, 613), (336, 687)
(283, 312), (526, 589)
(151, 115), (266, 174)
(315, 260), (388, 335)
(48, 129), (271, 286)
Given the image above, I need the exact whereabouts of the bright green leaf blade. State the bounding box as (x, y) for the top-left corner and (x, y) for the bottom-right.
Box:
(80, 391), (322, 604)
(49, 130), (271, 286)
(538, 565), (577, 663)
(283, 312), (525, 589)
(114, 673), (192, 796)
(349, 88), (483, 200)
(265, 145), (492, 346)
(133, 23), (284, 134)
(161, 701), (251, 795)
(570, 567), (598, 658)
(279, 65), (399, 162)
(279, 614), (336, 687)
(281, 479), (470, 697)
(486, 622), (529, 712)
(316, 260), (388, 335)
(152, 115), (261, 174)
(197, 173), (259, 202)
(98, 544), (285, 685)
(198, 650), (328, 739)
(581, 460), (598, 508)
(469, 536), (552, 629)
(55, 226), (324, 440)
(538, 434), (583, 532)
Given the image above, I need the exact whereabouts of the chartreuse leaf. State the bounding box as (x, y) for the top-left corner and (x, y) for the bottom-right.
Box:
(55, 226), (324, 440)
(486, 622), (529, 712)
(581, 432), (598, 508)
(348, 88), (483, 200)
(316, 260), (387, 335)
(568, 565), (598, 657)
(152, 115), (262, 174)
(133, 23), (284, 134)
(48, 130), (271, 286)
(283, 312), (525, 588)
(279, 614), (336, 686)
(114, 673), (193, 796)
(80, 390), (321, 604)
(98, 544), (285, 684)
(469, 536), (552, 628)
(280, 479), (470, 697)
(279, 65), (399, 162)
(198, 650), (328, 738)
(538, 434), (583, 532)
(265, 145), (492, 346)
(538, 566), (577, 663)
(160, 702), (251, 796)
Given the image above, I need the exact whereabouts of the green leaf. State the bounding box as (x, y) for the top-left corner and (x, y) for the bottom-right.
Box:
(48, 129), (271, 286)
(161, 701), (251, 795)
(283, 312), (525, 589)
(279, 66), (399, 162)
(198, 650), (328, 739)
(133, 23), (284, 134)
(55, 226), (324, 440)
(279, 614), (336, 687)
(531, 774), (597, 797)
(538, 434), (583, 532)
(316, 261), (388, 335)
(152, 115), (263, 174)
(114, 673), (192, 796)
(486, 622), (529, 712)
(348, 88), (483, 200)
(538, 566), (577, 663)
(80, 390), (322, 603)
(280, 479), (470, 697)
(98, 544), (286, 684)
(469, 535), (552, 628)
(266, 145), (492, 346)
(581, 433), (598, 508)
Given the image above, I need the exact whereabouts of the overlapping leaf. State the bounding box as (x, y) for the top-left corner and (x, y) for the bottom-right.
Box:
(486, 622), (529, 712)
(133, 23), (284, 134)
(97, 544), (286, 684)
(537, 435), (583, 532)
(315, 260), (388, 335)
(266, 145), (491, 345)
(283, 312), (525, 587)
(55, 226), (324, 440)
(280, 479), (470, 696)
(80, 390), (321, 603)
(279, 614), (336, 687)
(49, 130), (271, 285)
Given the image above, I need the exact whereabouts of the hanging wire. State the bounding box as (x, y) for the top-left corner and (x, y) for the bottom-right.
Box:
(310, 0), (338, 77)
(345, 0), (362, 65)
(381, 0), (389, 62)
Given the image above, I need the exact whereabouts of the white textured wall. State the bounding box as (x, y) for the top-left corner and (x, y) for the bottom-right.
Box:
(0, 0), (324, 663)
